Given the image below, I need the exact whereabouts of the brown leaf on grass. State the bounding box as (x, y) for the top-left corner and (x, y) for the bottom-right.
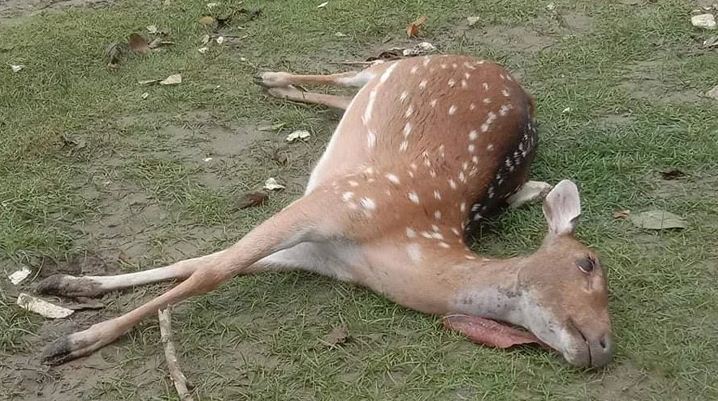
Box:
(612, 209), (631, 220)
(237, 192), (268, 209)
(467, 16), (480, 26)
(322, 325), (349, 347)
(129, 33), (151, 54)
(160, 74), (182, 85)
(406, 15), (428, 38)
(660, 169), (686, 180)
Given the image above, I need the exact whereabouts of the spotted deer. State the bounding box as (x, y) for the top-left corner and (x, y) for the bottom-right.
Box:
(37, 54), (613, 368)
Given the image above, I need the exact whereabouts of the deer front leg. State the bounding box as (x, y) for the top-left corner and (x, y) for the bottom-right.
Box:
(41, 187), (350, 365)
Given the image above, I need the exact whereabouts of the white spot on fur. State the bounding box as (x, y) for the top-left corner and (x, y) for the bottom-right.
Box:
(342, 192), (354, 202)
(430, 99), (438, 107)
(406, 227), (417, 238)
(482, 82), (489, 90)
(402, 122), (413, 137)
(486, 144), (494, 151)
(449, 179), (457, 189)
(469, 103), (476, 110)
(469, 130), (478, 140)
(400, 91), (408, 102)
(451, 228), (461, 236)
(502, 89), (510, 97)
(441, 64), (447, 69)
(448, 79), (456, 87)
(499, 104), (510, 116)
(367, 130), (376, 148)
(439, 242), (451, 249)
(364, 89), (378, 123)
(433, 190), (442, 200)
(460, 202), (466, 213)
(408, 191), (420, 204)
(483, 97), (492, 104)
(464, 62), (476, 70)
(360, 197), (376, 210)
(419, 80), (428, 90)
(468, 144), (475, 153)
(472, 155), (479, 164)
(385, 173), (400, 185)
(348, 180), (359, 187)
(448, 105), (457, 115)
(461, 80), (468, 89)
(405, 104), (414, 117)
(410, 65), (419, 74)
(434, 210), (442, 220)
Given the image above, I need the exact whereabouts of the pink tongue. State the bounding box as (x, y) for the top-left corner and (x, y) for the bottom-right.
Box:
(442, 314), (547, 349)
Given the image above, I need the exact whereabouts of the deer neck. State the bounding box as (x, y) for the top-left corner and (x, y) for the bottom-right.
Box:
(447, 256), (529, 326)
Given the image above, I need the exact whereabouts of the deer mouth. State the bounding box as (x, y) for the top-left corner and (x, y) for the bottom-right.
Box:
(442, 314), (550, 350)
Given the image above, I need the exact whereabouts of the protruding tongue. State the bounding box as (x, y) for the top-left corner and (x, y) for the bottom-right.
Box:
(443, 314), (547, 349)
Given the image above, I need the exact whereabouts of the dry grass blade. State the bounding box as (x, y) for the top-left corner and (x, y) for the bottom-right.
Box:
(158, 308), (194, 401)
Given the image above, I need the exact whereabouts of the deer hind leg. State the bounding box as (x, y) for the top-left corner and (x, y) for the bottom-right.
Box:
(41, 187), (352, 365)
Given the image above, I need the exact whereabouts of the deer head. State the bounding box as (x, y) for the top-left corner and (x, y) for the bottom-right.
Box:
(517, 180), (613, 367)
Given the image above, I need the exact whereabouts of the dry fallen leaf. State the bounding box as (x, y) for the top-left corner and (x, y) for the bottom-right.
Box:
(707, 85), (718, 100)
(612, 209), (631, 220)
(286, 130), (311, 143)
(406, 15), (428, 38)
(8, 267), (31, 285)
(322, 325), (349, 347)
(128, 33), (151, 54)
(660, 169), (686, 180)
(704, 35), (718, 48)
(691, 14), (717, 29)
(401, 41), (437, 57)
(237, 191), (269, 209)
(160, 74), (182, 85)
(17, 293), (74, 319)
(10, 64), (24, 73)
(206, 2), (220, 8)
(141, 92), (149, 99)
(138, 79), (159, 85)
(201, 34), (211, 45)
(467, 16), (480, 26)
(198, 47), (209, 54)
(216, 36), (225, 44)
(335, 32), (347, 37)
(317, 1), (328, 8)
(630, 210), (687, 230)
(263, 177), (285, 191)
(147, 25), (159, 34)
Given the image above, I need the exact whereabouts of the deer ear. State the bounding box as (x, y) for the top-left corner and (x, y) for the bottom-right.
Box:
(542, 180), (581, 236)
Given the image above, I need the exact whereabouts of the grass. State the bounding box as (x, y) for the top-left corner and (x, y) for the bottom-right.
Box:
(1, 0), (717, 400)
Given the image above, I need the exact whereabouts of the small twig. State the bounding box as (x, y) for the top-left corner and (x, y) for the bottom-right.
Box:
(158, 308), (194, 401)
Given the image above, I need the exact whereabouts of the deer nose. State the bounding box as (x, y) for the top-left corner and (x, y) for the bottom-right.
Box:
(589, 333), (614, 368)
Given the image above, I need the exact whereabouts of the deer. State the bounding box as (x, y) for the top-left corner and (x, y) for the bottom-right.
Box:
(36, 54), (613, 368)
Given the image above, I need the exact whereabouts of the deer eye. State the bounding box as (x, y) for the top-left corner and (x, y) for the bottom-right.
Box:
(576, 257), (596, 274)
